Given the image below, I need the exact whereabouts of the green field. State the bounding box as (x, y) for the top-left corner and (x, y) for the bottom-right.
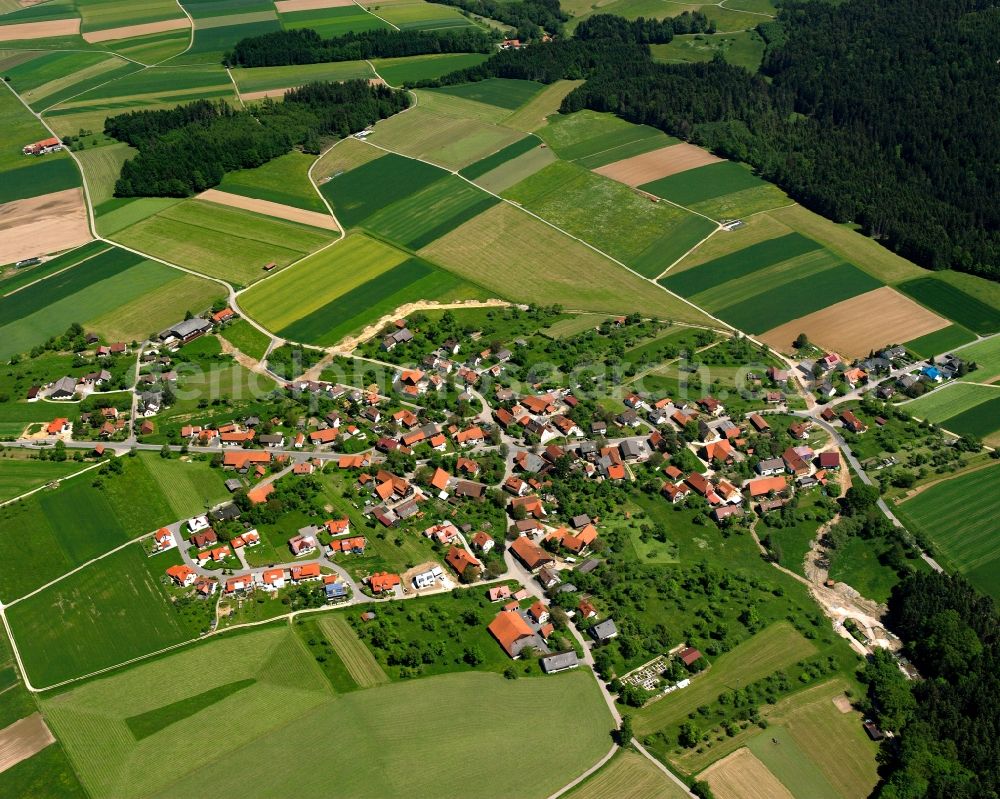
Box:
(50, 64), (232, 108)
(633, 622), (819, 735)
(77, 0), (185, 31)
(218, 319), (270, 361)
(827, 535), (914, 605)
(104, 27), (190, 63)
(111, 198), (334, 286)
(746, 724), (840, 799)
(896, 465), (1000, 599)
(0, 456), (89, 502)
(459, 134), (541, 179)
(564, 0), (772, 33)
(230, 59), (375, 94)
(371, 0), (476, 30)
(366, 104), (524, 169)
(474, 143), (557, 193)
(663, 233), (821, 297)
(73, 142), (134, 205)
(639, 160), (770, 208)
(0, 741), (89, 799)
(677, 243), (883, 333)
(314, 615), (389, 688)
(430, 78), (544, 110)
(421, 201), (715, 323)
(217, 151), (324, 212)
(503, 160), (717, 277)
(279, 5), (390, 36)
(7, 541), (210, 686)
(955, 335), (1000, 382)
(2, 49), (142, 111)
(0, 453), (226, 601)
(904, 382), (1000, 427)
(242, 233), (487, 346)
(371, 52), (489, 86)
(0, 245), (206, 359)
(651, 30), (766, 72)
(44, 622), (612, 799)
(898, 276), (1000, 334)
(320, 151), (446, 226)
(183, 18), (281, 62)
(902, 324), (977, 358)
(94, 196), (182, 236)
(361, 173), (499, 248)
(537, 109), (674, 165)
(0, 239), (108, 293)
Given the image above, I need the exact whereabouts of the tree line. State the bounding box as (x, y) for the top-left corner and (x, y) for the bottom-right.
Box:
(107, 81), (409, 197)
(432, 0), (567, 40)
(225, 27), (493, 68)
(574, 10), (713, 42)
(420, 0), (1000, 281)
(863, 571), (1000, 798)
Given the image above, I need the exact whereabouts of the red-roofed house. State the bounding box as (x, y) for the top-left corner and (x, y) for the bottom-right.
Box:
(446, 546), (481, 578)
(291, 563), (321, 582)
(488, 610), (538, 658)
(368, 572), (400, 593)
(166, 564), (196, 587)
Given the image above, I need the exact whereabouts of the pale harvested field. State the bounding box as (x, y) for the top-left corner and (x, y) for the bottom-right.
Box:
(595, 142), (721, 186)
(760, 285), (949, 358)
(701, 748), (794, 799)
(82, 18), (190, 43)
(276, 0), (357, 9)
(567, 750), (690, 799)
(196, 189), (337, 231)
(0, 713), (54, 773)
(0, 188), (91, 264)
(313, 137), (384, 182)
(0, 17), (80, 40)
(242, 78), (383, 101)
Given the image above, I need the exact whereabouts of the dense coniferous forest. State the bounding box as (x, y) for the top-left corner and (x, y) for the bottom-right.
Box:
(225, 27), (493, 67)
(574, 11), (713, 41)
(108, 81), (409, 197)
(431, 0), (567, 40)
(425, 0), (1000, 280)
(862, 572), (1000, 798)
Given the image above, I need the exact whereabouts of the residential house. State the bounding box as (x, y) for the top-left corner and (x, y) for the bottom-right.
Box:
(509, 536), (554, 572)
(288, 534), (318, 557)
(541, 652), (580, 674)
(488, 610), (542, 658)
(590, 619), (619, 643)
(470, 531), (494, 553)
(368, 572), (401, 593)
(166, 564), (196, 587)
(291, 563), (321, 582)
(840, 411), (867, 433)
(446, 546), (481, 579)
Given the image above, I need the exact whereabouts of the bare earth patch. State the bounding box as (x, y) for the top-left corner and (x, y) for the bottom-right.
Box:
(832, 695), (853, 714)
(0, 188), (92, 264)
(195, 189), (338, 231)
(0, 17), (80, 40)
(700, 748), (795, 799)
(275, 0), (358, 10)
(758, 286), (949, 358)
(82, 18), (190, 44)
(0, 713), (55, 774)
(594, 142), (722, 186)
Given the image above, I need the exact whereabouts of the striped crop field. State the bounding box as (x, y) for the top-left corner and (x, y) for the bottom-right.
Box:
(315, 615), (389, 688)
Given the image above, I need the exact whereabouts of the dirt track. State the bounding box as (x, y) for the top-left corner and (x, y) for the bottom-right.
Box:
(82, 18), (190, 44)
(196, 189), (339, 231)
(0, 188), (92, 265)
(594, 142), (721, 186)
(759, 286), (949, 359)
(0, 17), (80, 40)
(0, 713), (54, 774)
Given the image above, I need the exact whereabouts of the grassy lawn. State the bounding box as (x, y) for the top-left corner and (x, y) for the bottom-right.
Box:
(827, 535), (913, 605)
(218, 319), (270, 361)
(421, 202), (715, 323)
(8, 542), (213, 687)
(895, 464), (1000, 599)
(45, 622), (612, 799)
(956, 334), (1000, 383)
(429, 78), (544, 110)
(633, 622), (818, 735)
(651, 30), (765, 72)
(0, 454), (89, 502)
